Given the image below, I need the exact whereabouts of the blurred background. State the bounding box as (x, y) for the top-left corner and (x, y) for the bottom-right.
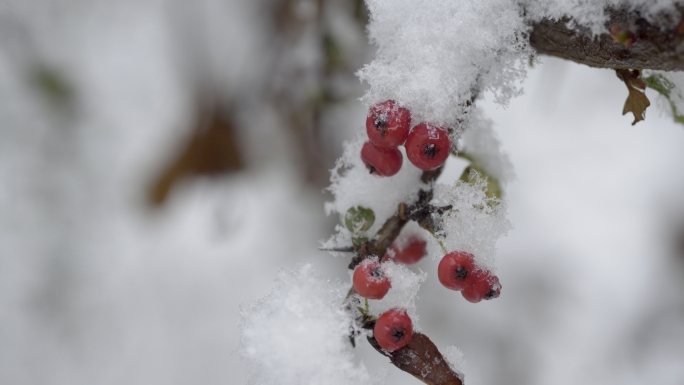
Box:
(0, 1), (683, 384)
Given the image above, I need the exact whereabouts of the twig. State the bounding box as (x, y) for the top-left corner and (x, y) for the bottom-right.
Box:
(367, 333), (464, 385)
(340, 166), (465, 384)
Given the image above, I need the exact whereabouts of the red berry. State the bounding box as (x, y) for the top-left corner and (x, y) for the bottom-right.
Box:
(366, 100), (411, 148)
(353, 259), (391, 300)
(361, 141), (402, 177)
(373, 308), (413, 352)
(383, 236), (427, 265)
(438, 251), (476, 291)
(461, 270), (501, 303)
(405, 123), (451, 170)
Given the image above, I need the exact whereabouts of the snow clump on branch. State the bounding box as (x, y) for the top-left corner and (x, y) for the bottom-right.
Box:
(239, 264), (382, 385)
(358, 0), (531, 127)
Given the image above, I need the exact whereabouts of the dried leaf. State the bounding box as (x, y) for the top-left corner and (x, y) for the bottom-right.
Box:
(149, 98), (243, 205)
(616, 69), (651, 125)
(368, 333), (463, 385)
(622, 86), (651, 125)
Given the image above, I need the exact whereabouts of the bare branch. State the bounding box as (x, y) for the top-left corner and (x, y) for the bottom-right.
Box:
(368, 333), (463, 385)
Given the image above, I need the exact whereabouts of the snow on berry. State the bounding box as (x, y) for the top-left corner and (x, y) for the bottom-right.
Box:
(238, 263), (381, 385)
(353, 258), (391, 300)
(366, 100), (411, 148)
(365, 261), (426, 330)
(405, 123), (452, 170)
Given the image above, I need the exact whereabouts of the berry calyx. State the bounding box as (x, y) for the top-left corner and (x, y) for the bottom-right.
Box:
(373, 308), (413, 352)
(353, 259), (391, 300)
(405, 123), (451, 170)
(361, 141), (403, 177)
(437, 251), (476, 291)
(366, 100), (411, 148)
(461, 270), (501, 303)
(383, 236), (427, 265)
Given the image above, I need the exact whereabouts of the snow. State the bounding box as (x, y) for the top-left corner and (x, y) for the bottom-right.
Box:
(239, 263), (381, 385)
(443, 345), (466, 379)
(358, 0), (530, 128)
(324, 134), (425, 245)
(364, 261), (427, 329)
(433, 175), (512, 271)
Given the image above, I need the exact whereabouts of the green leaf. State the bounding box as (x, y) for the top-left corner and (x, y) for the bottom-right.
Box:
(644, 74), (684, 126)
(345, 206), (375, 233)
(643, 74), (674, 97)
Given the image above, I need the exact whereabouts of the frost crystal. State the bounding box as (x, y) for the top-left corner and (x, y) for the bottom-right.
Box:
(365, 261), (427, 330)
(325, 134), (424, 240)
(239, 264), (380, 385)
(433, 176), (512, 271)
(443, 346), (466, 380)
(358, 0), (531, 127)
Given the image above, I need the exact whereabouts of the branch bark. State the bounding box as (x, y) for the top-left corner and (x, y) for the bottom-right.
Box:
(529, 5), (684, 70)
(368, 333), (463, 385)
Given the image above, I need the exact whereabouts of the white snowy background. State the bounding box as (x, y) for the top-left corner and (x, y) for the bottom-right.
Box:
(1, 1), (684, 385)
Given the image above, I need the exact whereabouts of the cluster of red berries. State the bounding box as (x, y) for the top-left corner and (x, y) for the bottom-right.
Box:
(352, 258), (413, 352)
(438, 251), (501, 303)
(351, 235), (427, 352)
(361, 100), (452, 177)
(352, 238), (502, 350)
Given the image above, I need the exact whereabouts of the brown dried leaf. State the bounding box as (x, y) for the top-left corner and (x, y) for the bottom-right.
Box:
(616, 69), (651, 126)
(149, 99), (243, 206)
(368, 333), (463, 385)
(622, 86), (651, 125)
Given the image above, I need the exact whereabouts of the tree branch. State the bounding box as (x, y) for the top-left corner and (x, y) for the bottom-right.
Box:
(343, 166), (465, 384)
(368, 333), (463, 385)
(529, 5), (684, 70)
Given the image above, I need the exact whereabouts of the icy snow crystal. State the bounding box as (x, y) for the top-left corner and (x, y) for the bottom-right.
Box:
(433, 176), (512, 271)
(358, 0), (531, 127)
(325, 134), (425, 242)
(364, 261), (427, 330)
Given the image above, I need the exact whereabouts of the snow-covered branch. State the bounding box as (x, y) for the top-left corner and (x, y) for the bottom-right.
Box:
(530, 5), (684, 70)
